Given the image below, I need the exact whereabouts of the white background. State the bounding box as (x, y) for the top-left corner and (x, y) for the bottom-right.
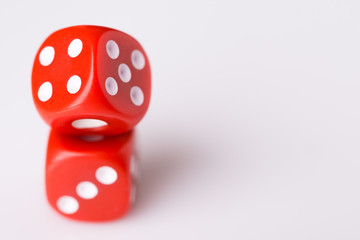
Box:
(0, 0), (360, 239)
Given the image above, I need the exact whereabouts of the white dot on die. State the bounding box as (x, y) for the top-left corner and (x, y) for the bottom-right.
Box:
(96, 166), (118, 185)
(118, 63), (131, 83)
(105, 77), (118, 96)
(130, 86), (144, 106)
(39, 46), (55, 66)
(68, 39), (83, 58)
(56, 196), (79, 214)
(38, 82), (53, 102)
(131, 50), (145, 70)
(106, 40), (119, 59)
(76, 181), (98, 199)
(67, 75), (82, 94)
(71, 119), (108, 129)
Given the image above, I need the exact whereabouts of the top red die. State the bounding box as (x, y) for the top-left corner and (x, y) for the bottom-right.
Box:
(32, 25), (151, 135)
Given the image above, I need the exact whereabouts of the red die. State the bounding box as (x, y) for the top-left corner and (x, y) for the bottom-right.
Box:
(32, 25), (151, 135)
(45, 130), (140, 221)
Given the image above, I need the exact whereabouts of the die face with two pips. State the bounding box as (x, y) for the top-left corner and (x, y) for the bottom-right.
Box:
(46, 130), (140, 221)
(32, 25), (151, 135)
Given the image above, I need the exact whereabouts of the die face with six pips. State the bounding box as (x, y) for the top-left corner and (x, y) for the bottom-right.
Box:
(32, 25), (149, 221)
(32, 25), (151, 135)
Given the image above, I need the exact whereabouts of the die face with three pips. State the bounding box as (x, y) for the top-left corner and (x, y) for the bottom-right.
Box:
(46, 130), (139, 221)
(32, 25), (151, 135)
(32, 25), (149, 221)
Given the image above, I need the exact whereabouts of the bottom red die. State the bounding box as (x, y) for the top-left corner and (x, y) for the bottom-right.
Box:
(45, 130), (140, 221)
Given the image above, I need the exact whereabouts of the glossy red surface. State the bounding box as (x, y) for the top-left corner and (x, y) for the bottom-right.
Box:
(32, 25), (151, 135)
(45, 130), (138, 221)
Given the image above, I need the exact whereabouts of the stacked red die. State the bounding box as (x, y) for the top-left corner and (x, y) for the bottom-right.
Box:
(32, 25), (151, 135)
(46, 130), (140, 221)
(31, 25), (150, 221)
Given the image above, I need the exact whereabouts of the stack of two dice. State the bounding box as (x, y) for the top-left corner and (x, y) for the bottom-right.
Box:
(31, 26), (151, 221)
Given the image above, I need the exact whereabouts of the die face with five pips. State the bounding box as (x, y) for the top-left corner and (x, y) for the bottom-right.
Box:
(32, 25), (151, 135)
